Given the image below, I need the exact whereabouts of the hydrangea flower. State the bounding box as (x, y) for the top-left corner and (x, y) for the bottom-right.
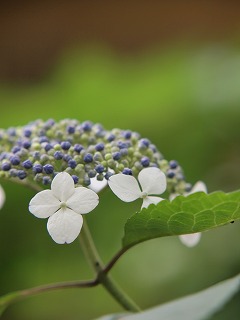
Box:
(170, 181), (207, 247)
(108, 167), (167, 209)
(0, 184), (5, 210)
(29, 172), (99, 244)
(0, 119), (189, 197)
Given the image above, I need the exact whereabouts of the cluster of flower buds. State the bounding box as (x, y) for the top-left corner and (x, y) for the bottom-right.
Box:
(0, 119), (190, 194)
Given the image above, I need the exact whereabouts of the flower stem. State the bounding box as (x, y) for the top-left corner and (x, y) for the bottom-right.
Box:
(79, 218), (141, 312)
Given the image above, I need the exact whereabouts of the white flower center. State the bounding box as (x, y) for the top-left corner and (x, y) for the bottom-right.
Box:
(60, 201), (67, 209)
(141, 191), (148, 199)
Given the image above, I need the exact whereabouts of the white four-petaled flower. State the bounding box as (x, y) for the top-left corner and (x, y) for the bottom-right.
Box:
(29, 172), (99, 244)
(170, 181), (207, 247)
(108, 167), (167, 209)
(0, 184), (6, 210)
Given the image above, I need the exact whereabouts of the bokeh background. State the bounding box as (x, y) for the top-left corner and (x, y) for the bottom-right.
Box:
(0, 1), (240, 319)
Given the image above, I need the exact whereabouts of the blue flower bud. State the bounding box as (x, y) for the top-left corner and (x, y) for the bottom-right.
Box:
(43, 176), (51, 185)
(74, 144), (84, 153)
(1, 162), (11, 171)
(169, 160), (178, 169)
(82, 121), (92, 132)
(83, 153), (93, 163)
(32, 164), (42, 174)
(44, 143), (53, 152)
(22, 159), (33, 169)
(54, 151), (63, 160)
(63, 154), (72, 162)
(123, 130), (132, 139)
(72, 175), (79, 184)
(107, 134), (115, 142)
(68, 159), (77, 169)
(122, 168), (132, 175)
(167, 170), (175, 178)
(17, 170), (27, 180)
(67, 126), (75, 134)
(43, 164), (54, 174)
(24, 129), (32, 137)
(88, 170), (96, 178)
(12, 146), (21, 153)
(141, 157), (150, 167)
(113, 152), (121, 160)
(10, 156), (20, 165)
(95, 143), (105, 151)
(105, 171), (113, 180)
(61, 141), (71, 150)
(95, 164), (104, 173)
(39, 136), (49, 143)
(22, 141), (31, 149)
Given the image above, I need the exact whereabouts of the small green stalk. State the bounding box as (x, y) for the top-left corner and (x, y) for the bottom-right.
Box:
(79, 218), (141, 312)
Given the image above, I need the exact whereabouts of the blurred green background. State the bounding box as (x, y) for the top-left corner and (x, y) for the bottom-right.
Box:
(0, 1), (240, 319)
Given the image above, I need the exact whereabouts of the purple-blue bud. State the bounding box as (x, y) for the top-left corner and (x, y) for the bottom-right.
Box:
(10, 156), (20, 165)
(72, 175), (79, 184)
(54, 151), (63, 160)
(22, 141), (31, 149)
(74, 144), (84, 153)
(95, 164), (104, 173)
(44, 143), (53, 152)
(33, 164), (43, 173)
(95, 143), (105, 151)
(68, 159), (77, 169)
(22, 159), (33, 169)
(113, 152), (121, 160)
(24, 129), (32, 137)
(43, 164), (54, 174)
(141, 157), (150, 167)
(169, 160), (178, 169)
(122, 168), (132, 175)
(167, 170), (175, 178)
(61, 141), (71, 150)
(82, 121), (92, 132)
(1, 162), (11, 171)
(83, 153), (93, 163)
(17, 170), (27, 180)
(67, 126), (75, 134)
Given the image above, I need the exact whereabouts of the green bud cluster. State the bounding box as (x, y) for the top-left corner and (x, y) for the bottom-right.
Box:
(0, 119), (190, 194)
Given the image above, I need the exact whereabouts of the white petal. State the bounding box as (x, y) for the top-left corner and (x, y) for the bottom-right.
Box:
(0, 185), (6, 210)
(108, 174), (141, 202)
(29, 190), (60, 218)
(51, 172), (75, 202)
(89, 177), (108, 193)
(138, 167), (167, 195)
(142, 196), (164, 209)
(66, 187), (99, 214)
(190, 181), (207, 194)
(179, 232), (202, 247)
(47, 208), (83, 244)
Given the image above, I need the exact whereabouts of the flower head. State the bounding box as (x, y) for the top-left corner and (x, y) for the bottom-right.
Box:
(170, 181), (207, 247)
(0, 184), (5, 210)
(0, 119), (189, 197)
(29, 172), (99, 244)
(108, 167), (167, 209)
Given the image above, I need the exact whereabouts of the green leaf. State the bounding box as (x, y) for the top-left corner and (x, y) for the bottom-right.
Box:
(123, 191), (240, 249)
(95, 274), (240, 320)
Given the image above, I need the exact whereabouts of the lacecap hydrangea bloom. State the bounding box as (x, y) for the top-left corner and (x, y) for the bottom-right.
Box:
(0, 119), (191, 195)
(0, 119), (199, 245)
